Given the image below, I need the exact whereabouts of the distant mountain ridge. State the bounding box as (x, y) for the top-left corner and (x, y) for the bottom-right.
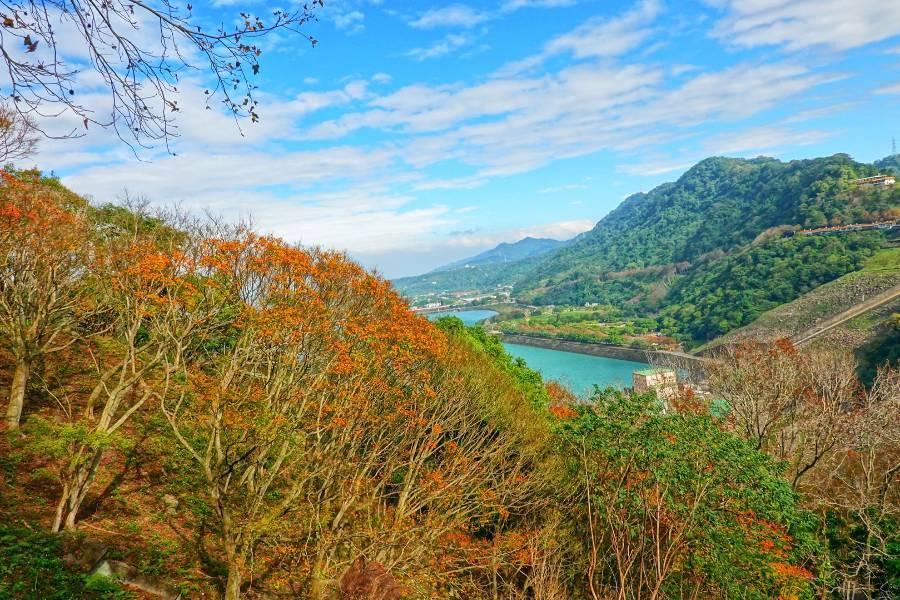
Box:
(432, 237), (567, 273)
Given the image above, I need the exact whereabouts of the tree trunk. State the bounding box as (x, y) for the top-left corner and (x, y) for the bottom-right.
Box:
(225, 562), (243, 600)
(309, 550), (328, 600)
(51, 483), (70, 533)
(5, 357), (30, 429)
(52, 449), (103, 532)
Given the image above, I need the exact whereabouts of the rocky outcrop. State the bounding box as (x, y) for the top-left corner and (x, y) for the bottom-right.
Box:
(92, 559), (182, 599)
(63, 536), (181, 599)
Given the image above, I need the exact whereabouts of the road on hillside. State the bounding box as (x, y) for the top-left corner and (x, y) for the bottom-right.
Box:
(791, 283), (900, 346)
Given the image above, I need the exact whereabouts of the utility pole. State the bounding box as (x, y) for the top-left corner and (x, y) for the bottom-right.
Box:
(893, 136), (897, 156)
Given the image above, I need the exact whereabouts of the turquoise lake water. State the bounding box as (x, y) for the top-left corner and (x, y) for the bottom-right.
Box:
(502, 342), (646, 397)
(428, 309), (646, 396)
(426, 309), (499, 325)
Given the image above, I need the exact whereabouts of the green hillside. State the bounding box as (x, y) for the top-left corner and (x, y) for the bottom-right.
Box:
(698, 247), (900, 374)
(516, 154), (897, 305)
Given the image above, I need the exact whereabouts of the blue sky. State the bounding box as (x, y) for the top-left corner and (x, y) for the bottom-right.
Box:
(33, 0), (900, 277)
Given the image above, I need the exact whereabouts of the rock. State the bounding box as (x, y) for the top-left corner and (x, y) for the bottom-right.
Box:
(92, 559), (182, 599)
(62, 538), (108, 572)
(161, 493), (179, 515)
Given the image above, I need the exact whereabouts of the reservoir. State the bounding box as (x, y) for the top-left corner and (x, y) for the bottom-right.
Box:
(502, 342), (645, 397)
(428, 309), (647, 396)
(426, 309), (499, 325)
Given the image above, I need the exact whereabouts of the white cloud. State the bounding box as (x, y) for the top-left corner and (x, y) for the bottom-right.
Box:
(708, 0), (900, 51)
(619, 159), (696, 176)
(333, 10), (365, 32)
(495, 0), (661, 76)
(405, 33), (472, 60)
(372, 72), (392, 84)
(409, 5), (490, 29)
(621, 124), (831, 176)
(702, 125), (829, 155)
(538, 183), (588, 194)
(875, 82), (900, 95)
(305, 58), (832, 180)
(502, 0), (577, 10)
(63, 146), (395, 203)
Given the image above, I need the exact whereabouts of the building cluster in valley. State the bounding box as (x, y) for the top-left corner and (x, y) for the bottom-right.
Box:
(410, 285), (515, 311)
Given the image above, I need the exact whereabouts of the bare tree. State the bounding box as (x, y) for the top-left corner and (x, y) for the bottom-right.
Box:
(0, 102), (36, 160)
(819, 367), (900, 600)
(0, 0), (323, 150)
(706, 340), (857, 488)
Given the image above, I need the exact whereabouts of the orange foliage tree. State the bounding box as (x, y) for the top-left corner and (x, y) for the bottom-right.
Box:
(160, 232), (549, 599)
(45, 219), (231, 532)
(0, 171), (91, 429)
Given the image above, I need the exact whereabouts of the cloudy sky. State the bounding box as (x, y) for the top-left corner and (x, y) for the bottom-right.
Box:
(30, 0), (900, 277)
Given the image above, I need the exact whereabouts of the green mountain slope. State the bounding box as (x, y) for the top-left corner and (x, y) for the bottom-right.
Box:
(874, 153), (900, 174)
(516, 154), (897, 305)
(395, 153), (899, 344)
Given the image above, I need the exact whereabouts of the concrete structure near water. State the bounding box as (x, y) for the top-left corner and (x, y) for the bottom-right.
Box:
(632, 367), (678, 400)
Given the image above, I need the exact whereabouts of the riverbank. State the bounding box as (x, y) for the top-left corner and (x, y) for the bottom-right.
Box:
(499, 333), (705, 370)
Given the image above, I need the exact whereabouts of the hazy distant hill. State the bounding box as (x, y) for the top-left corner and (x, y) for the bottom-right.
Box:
(433, 237), (566, 273)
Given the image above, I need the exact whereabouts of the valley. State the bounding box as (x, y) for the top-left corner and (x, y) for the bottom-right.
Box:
(397, 154), (900, 370)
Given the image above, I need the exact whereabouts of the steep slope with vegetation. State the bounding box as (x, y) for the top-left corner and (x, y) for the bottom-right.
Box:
(699, 247), (900, 351)
(657, 232), (884, 341)
(2, 170), (898, 600)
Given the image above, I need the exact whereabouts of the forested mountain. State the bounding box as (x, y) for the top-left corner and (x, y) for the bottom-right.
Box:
(433, 236), (567, 273)
(515, 154), (896, 302)
(874, 153), (900, 174)
(392, 237), (570, 296)
(397, 154), (900, 345)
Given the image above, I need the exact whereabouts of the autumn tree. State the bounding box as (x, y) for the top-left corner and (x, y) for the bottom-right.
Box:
(38, 215), (230, 531)
(555, 388), (818, 600)
(0, 170), (90, 428)
(706, 340), (857, 488)
(160, 234), (550, 598)
(816, 367), (900, 599)
(0, 104), (37, 161)
(0, 0), (322, 148)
